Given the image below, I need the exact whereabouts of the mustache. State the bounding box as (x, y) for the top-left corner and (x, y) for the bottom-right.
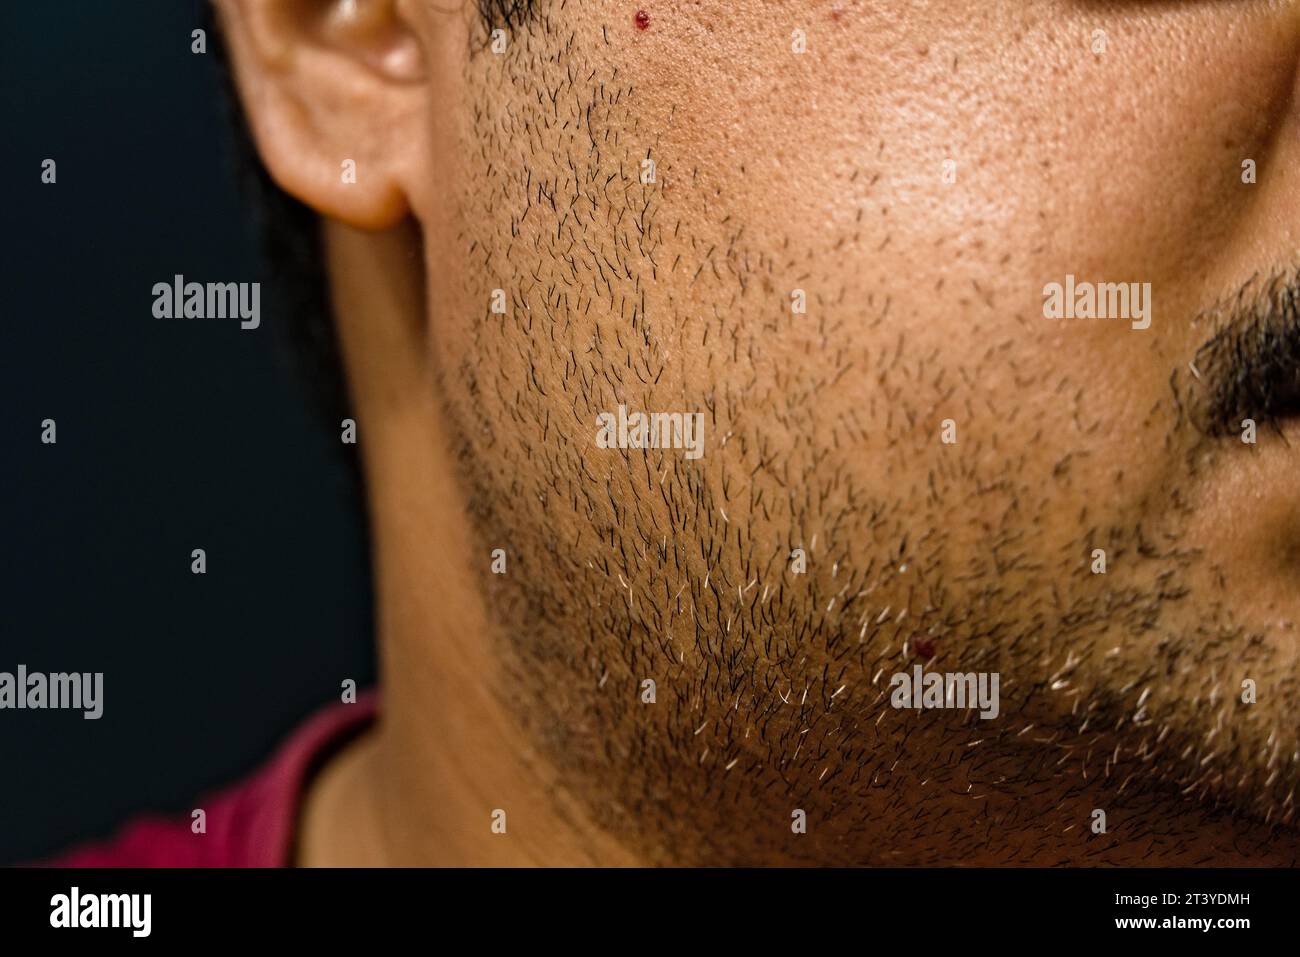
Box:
(1183, 267), (1300, 437)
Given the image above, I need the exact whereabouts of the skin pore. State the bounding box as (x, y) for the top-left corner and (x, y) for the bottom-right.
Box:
(218, 0), (1300, 865)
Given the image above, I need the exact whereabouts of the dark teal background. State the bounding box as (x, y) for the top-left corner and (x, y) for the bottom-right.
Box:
(0, 0), (375, 863)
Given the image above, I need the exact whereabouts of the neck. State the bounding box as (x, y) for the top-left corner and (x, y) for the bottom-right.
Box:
(297, 219), (639, 867)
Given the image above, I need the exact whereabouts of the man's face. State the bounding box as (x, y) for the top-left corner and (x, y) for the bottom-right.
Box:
(417, 0), (1300, 863)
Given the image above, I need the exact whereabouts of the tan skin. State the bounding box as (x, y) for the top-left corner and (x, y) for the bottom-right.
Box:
(216, 0), (1300, 865)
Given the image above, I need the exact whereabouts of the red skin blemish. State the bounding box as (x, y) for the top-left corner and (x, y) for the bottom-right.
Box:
(635, 10), (650, 30)
(913, 636), (937, 659)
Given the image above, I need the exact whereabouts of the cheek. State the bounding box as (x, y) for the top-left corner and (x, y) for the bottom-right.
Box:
(621, 4), (1288, 543)
(629, 0), (1288, 338)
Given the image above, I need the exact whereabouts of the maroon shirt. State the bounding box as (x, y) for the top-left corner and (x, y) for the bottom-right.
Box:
(41, 693), (377, 867)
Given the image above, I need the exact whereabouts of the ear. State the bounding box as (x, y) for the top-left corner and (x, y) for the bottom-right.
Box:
(215, 0), (428, 229)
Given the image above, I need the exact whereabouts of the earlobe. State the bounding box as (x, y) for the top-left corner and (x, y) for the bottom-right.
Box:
(215, 0), (426, 229)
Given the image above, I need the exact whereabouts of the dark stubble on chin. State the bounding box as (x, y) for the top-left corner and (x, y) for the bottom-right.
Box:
(432, 14), (1299, 865)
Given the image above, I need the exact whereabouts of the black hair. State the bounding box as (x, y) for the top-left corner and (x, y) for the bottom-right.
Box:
(477, 0), (538, 31)
(206, 1), (537, 428)
(207, 5), (344, 427)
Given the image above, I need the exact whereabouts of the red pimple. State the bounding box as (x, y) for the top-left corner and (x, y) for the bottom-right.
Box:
(634, 9), (650, 30)
(913, 636), (937, 659)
